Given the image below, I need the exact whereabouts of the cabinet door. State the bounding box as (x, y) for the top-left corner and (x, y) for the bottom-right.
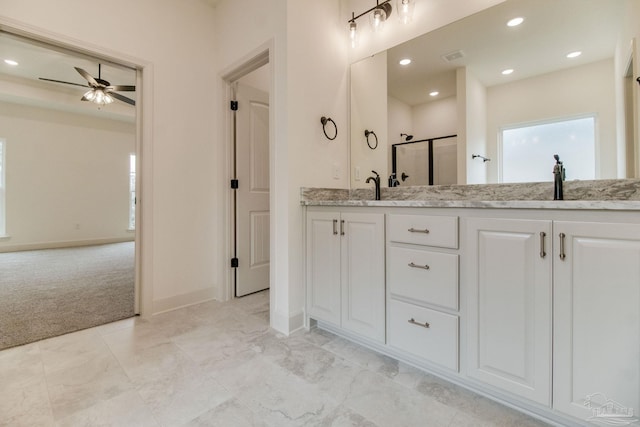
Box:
(341, 212), (386, 342)
(466, 218), (552, 405)
(306, 211), (341, 326)
(554, 221), (640, 420)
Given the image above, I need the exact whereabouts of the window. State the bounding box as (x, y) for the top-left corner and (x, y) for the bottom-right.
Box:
(500, 116), (596, 183)
(129, 153), (136, 230)
(0, 139), (5, 236)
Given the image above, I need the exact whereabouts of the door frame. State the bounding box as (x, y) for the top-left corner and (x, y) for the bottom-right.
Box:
(220, 44), (271, 302)
(0, 18), (153, 317)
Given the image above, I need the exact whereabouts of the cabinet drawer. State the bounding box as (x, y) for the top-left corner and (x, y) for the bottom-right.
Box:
(388, 214), (458, 248)
(388, 299), (459, 371)
(388, 246), (458, 310)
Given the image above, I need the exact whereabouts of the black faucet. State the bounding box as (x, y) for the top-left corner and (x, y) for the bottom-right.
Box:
(366, 170), (381, 200)
(553, 154), (565, 200)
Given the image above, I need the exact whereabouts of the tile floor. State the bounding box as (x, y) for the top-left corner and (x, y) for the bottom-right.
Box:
(0, 291), (550, 426)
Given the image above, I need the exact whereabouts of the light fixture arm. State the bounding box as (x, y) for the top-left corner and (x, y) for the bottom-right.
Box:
(348, 0), (392, 24)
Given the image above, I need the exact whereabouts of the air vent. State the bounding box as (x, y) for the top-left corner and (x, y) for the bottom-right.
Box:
(441, 50), (465, 62)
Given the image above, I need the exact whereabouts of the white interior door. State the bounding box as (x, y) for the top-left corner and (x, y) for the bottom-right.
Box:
(235, 83), (270, 297)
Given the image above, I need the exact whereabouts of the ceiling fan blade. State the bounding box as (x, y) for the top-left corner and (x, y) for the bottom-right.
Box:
(109, 92), (136, 106)
(74, 67), (99, 87)
(106, 85), (135, 92)
(39, 77), (89, 88)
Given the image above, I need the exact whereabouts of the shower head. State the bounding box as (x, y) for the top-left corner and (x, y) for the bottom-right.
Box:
(401, 133), (413, 141)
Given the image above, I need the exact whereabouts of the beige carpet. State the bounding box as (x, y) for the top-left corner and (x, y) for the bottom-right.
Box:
(0, 242), (135, 350)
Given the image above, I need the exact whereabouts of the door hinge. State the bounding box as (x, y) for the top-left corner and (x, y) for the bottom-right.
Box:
(231, 257), (239, 268)
(230, 179), (239, 189)
(230, 100), (238, 111)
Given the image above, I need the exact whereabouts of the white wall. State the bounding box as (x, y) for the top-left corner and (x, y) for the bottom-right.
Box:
(463, 70), (488, 184)
(412, 96), (457, 139)
(0, 102), (134, 250)
(351, 51), (387, 188)
(387, 95), (412, 176)
(214, 0), (349, 333)
(486, 59), (617, 182)
(0, 0), (219, 315)
(615, 0), (640, 178)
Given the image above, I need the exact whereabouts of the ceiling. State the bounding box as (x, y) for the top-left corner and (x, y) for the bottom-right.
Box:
(0, 31), (137, 122)
(386, 0), (626, 106)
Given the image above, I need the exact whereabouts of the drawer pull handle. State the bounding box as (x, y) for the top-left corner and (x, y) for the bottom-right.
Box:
(559, 232), (566, 260)
(408, 227), (430, 234)
(340, 220), (345, 236)
(408, 262), (430, 270)
(539, 231), (546, 258)
(408, 318), (430, 328)
(332, 219), (338, 235)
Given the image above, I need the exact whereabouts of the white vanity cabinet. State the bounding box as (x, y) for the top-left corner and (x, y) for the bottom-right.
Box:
(466, 217), (552, 405)
(553, 221), (640, 420)
(305, 209), (385, 343)
(387, 214), (460, 371)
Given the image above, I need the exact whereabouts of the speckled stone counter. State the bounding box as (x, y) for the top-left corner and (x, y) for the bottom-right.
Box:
(300, 179), (640, 210)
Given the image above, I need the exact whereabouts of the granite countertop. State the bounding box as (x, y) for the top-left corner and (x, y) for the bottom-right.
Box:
(300, 179), (640, 210)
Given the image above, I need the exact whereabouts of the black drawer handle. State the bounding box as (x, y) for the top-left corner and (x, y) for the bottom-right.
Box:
(408, 318), (430, 328)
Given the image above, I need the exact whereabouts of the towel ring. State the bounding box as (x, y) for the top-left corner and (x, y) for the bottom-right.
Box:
(364, 129), (378, 149)
(320, 116), (337, 140)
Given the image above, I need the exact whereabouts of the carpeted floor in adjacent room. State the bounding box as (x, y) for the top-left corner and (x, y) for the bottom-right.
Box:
(0, 242), (135, 350)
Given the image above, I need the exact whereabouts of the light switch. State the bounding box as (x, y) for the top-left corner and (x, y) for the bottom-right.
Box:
(355, 166), (361, 181)
(332, 163), (340, 179)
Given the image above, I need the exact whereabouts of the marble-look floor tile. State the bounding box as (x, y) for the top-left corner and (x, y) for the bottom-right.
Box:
(37, 328), (110, 375)
(340, 370), (458, 427)
(322, 336), (400, 377)
(184, 397), (270, 427)
(310, 405), (380, 427)
(46, 352), (134, 420)
(56, 390), (159, 427)
(296, 327), (339, 347)
(0, 342), (44, 388)
(216, 357), (340, 427)
(135, 363), (231, 426)
(0, 375), (55, 427)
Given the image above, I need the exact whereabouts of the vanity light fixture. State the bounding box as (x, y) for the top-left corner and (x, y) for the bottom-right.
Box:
(399, 58), (412, 65)
(3, 59), (18, 66)
(397, 0), (416, 24)
(507, 17), (524, 27)
(348, 0), (415, 46)
(566, 51), (582, 59)
(501, 68), (514, 75)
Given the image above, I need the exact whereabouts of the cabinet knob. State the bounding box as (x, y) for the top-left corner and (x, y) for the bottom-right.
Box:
(408, 318), (430, 328)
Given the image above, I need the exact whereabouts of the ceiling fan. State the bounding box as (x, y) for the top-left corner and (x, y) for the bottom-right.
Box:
(39, 64), (135, 106)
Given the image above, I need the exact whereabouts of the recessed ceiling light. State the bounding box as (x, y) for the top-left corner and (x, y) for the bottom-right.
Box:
(4, 59), (18, 66)
(502, 68), (514, 75)
(429, 91), (439, 97)
(507, 17), (524, 27)
(566, 51), (582, 59)
(399, 58), (411, 66)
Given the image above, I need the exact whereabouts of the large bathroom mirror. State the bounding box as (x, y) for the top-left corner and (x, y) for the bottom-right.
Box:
(350, 0), (639, 188)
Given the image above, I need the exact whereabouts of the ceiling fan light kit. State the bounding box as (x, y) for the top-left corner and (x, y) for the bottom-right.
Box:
(39, 64), (135, 106)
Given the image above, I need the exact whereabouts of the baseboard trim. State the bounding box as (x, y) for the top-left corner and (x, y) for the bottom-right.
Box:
(152, 287), (217, 315)
(271, 309), (304, 335)
(0, 237), (135, 253)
